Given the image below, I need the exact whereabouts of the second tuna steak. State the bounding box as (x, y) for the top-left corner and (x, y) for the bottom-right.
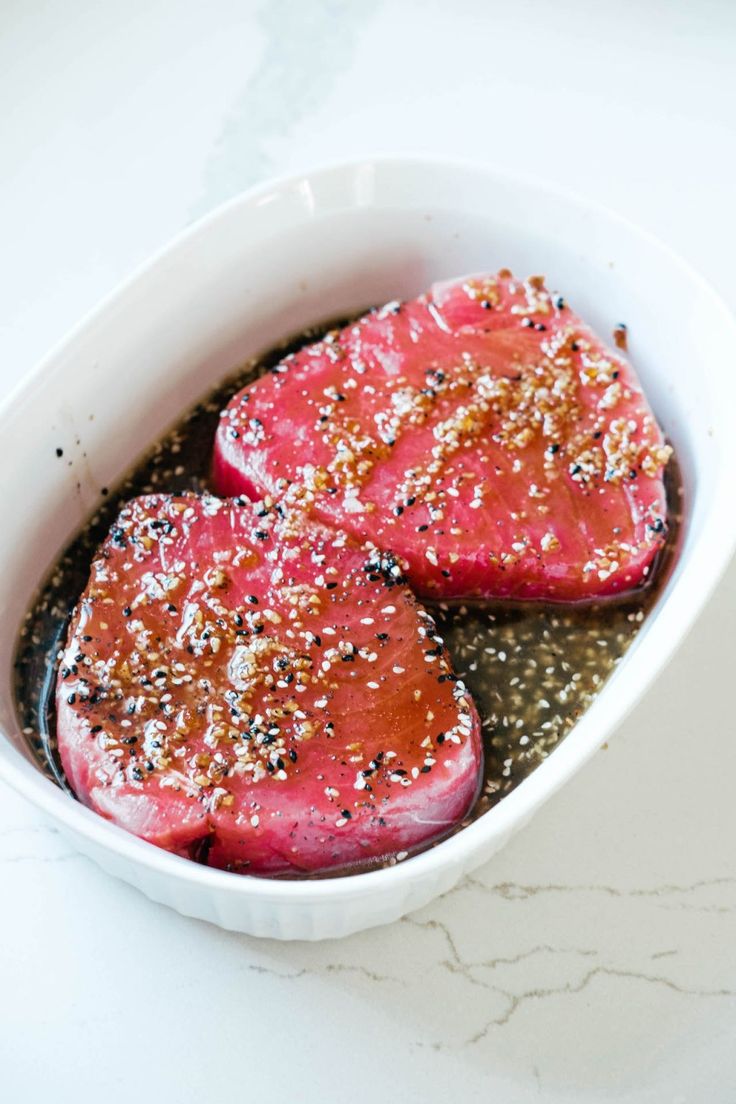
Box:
(214, 272), (672, 601)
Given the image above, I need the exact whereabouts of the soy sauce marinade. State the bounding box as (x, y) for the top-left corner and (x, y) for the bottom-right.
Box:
(14, 322), (682, 849)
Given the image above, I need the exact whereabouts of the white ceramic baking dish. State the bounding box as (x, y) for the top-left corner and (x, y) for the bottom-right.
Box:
(2, 159), (735, 940)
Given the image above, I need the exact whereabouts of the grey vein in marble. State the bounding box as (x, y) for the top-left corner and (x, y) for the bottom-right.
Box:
(460, 872), (736, 912)
(194, 0), (377, 217)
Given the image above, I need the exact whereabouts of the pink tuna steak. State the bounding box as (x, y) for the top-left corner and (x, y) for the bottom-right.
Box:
(56, 494), (481, 875)
(214, 272), (672, 601)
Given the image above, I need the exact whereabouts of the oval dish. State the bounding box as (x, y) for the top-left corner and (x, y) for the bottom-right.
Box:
(2, 158), (735, 940)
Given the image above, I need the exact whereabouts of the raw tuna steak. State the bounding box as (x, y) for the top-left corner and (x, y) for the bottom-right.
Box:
(56, 494), (481, 875)
(214, 272), (672, 601)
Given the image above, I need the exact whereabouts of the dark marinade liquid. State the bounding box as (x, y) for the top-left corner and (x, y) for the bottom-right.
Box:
(13, 322), (683, 869)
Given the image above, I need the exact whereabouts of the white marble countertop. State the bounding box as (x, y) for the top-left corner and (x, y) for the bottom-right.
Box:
(1, 2), (735, 1100)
